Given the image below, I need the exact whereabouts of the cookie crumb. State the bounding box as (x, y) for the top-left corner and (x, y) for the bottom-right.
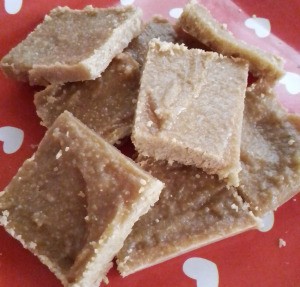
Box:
(78, 191), (85, 198)
(140, 179), (147, 185)
(279, 238), (286, 248)
(231, 203), (239, 212)
(103, 276), (109, 285)
(56, 150), (62, 159)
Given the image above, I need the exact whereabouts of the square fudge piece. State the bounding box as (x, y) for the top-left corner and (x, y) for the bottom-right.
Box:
(178, 0), (284, 83)
(117, 156), (257, 276)
(0, 111), (163, 287)
(34, 53), (140, 144)
(0, 5), (142, 85)
(239, 80), (300, 216)
(133, 39), (248, 186)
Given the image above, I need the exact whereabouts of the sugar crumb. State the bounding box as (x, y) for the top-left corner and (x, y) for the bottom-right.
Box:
(231, 203), (239, 212)
(56, 150), (62, 159)
(44, 15), (52, 21)
(0, 210), (9, 226)
(29, 242), (37, 249)
(103, 276), (109, 285)
(78, 191), (85, 198)
(288, 139), (295, 145)
(140, 179), (147, 185)
(146, 121), (153, 127)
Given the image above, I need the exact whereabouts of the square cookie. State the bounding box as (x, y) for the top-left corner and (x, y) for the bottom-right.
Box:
(0, 111), (163, 287)
(1, 5), (142, 85)
(133, 39), (248, 186)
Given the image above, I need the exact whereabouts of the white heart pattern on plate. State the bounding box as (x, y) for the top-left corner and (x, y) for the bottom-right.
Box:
(244, 17), (271, 38)
(120, 0), (135, 5)
(257, 211), (275, 232)
(279, 72), (300, 95)
(169, 8), (183, 19)
(4, 0), (23, 14)
(0, 126), (24, 154)
(183, 257), (219, 287)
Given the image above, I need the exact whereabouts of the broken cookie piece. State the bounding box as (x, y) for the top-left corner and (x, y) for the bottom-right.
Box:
(34, 53), (140, 144)
(117, 156), (257, 276)
(133, 39), (248, 186)
(1, 5), (142, 85)
(0, 111), (163, 287)
(238, 80), (300, 216)
(178, 0), (284, 82)
(125, 16), (178, 67)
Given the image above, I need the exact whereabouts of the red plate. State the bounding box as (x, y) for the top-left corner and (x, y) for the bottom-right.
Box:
(0, 0), (299, 286)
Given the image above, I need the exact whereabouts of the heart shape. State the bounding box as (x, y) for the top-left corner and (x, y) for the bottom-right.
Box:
(257, 211), (274, 232)
(183, 257), (219, 287)
(0, 126), (24, 154)
(4, 0), (23, 14)
(169, 8), (183, 19)
(244, 17), (271, 38)
(120, 0), (135, 5)
(279, 72), (300, 95)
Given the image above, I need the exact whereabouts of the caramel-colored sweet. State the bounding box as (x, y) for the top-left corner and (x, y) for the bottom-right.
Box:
(34, 18), (190, 145)
(238, 81), (300, 216)
(178, 0), (284, 82)
(117, 80), (300, 275)
(1, 5), (142, 85)
(126, 16), (178, 67)
(125, 16), (208, 68)
(34, 53), (140, 144)
(117, 156), (257, 276)
(0, 111), (164, 287)
(133, 39), (248, 186)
